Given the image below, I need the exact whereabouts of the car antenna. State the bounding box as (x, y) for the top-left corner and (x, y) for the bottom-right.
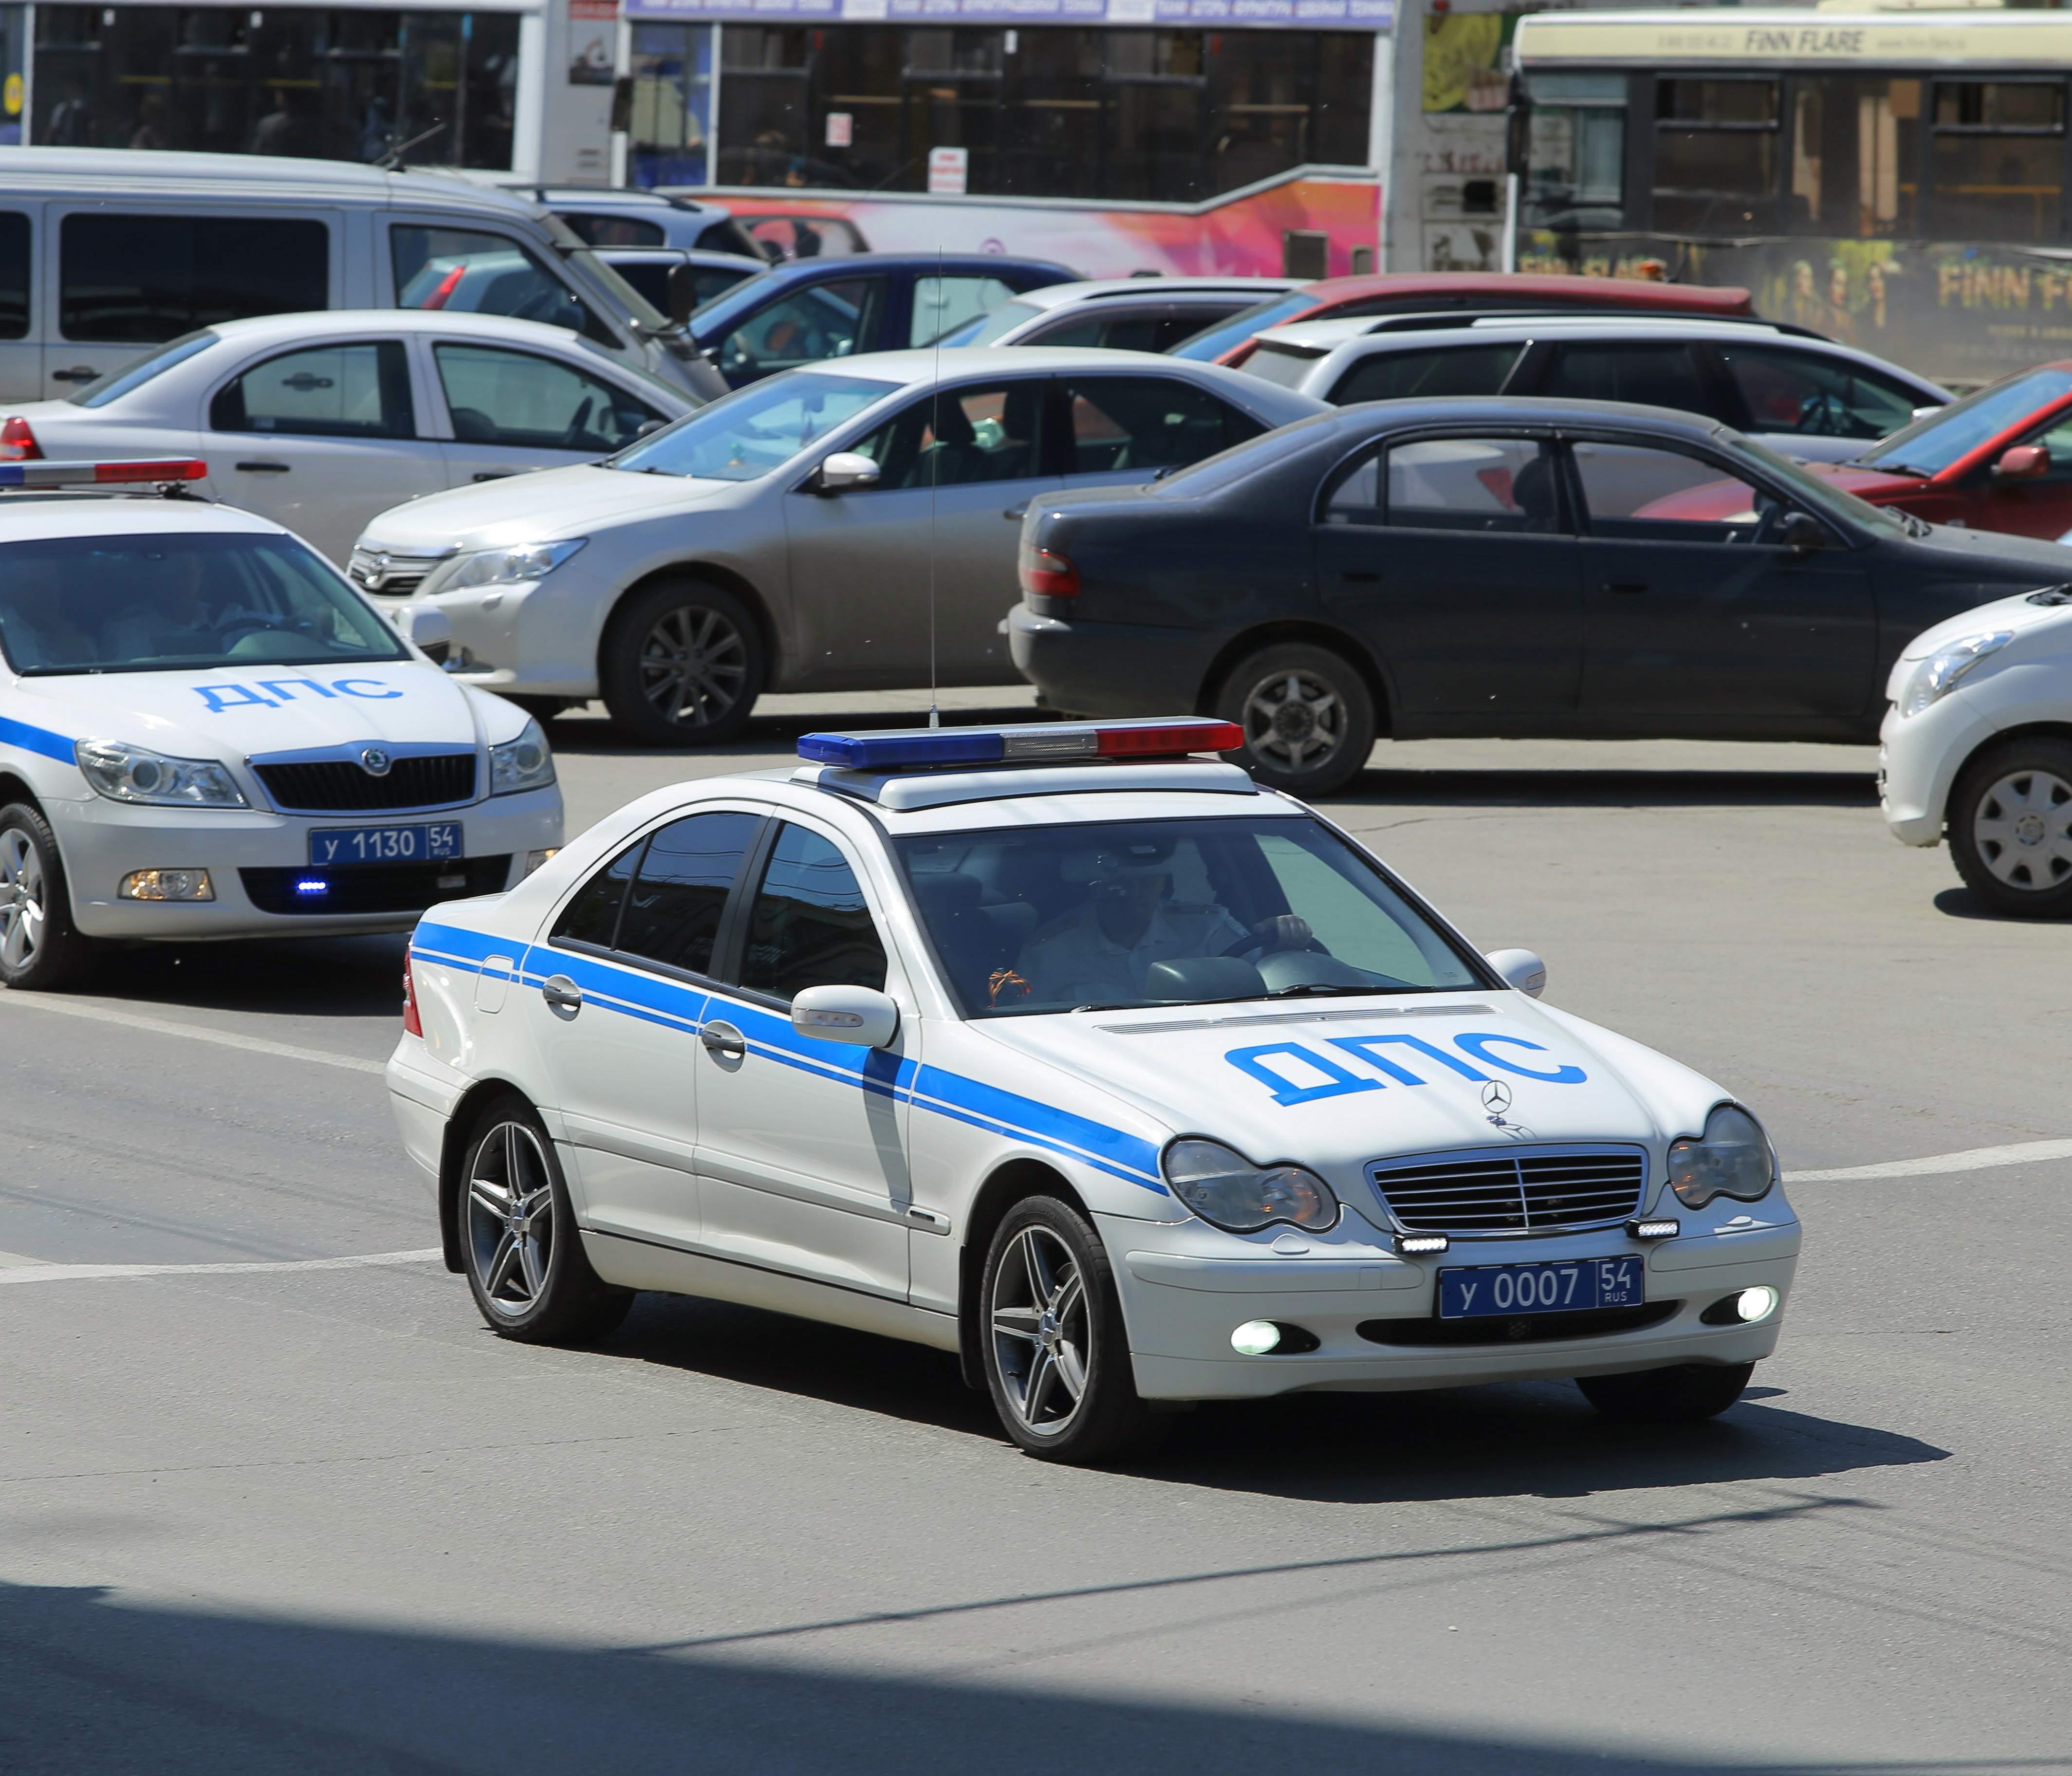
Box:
(376, 121), (447, 171)
(927, 245), (942, 730)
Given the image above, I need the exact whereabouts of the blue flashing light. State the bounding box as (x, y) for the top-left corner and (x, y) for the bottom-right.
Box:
(797, 718), (1242, 773)
(295, 878), (329, 895)
(798, 728), (1005, 771)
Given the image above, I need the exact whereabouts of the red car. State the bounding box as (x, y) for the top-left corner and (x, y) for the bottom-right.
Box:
(1169, 272), (1757, 370)
(1809, 364), (2072, 542)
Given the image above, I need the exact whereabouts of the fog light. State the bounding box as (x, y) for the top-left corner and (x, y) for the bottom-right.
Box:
(1628, 1218), (1680, 1241)
(1394, 1233), (1449, 1255)
(1231, 1320), (1282, 1355)
(1735, 1285), (1778, 1323)
(522, 848), (559, 877)
(294, 877), (329, 896)
(119, 868), (213, 902)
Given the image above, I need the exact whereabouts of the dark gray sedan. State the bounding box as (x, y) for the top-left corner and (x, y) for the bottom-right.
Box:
(1009, 397), (2072, 798)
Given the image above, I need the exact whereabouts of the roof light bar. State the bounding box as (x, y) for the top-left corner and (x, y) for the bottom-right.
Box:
(796, 718), (1243, 773)
(0, 458), (208, 489)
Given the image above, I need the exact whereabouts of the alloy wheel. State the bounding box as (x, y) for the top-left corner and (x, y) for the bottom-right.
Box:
(1972, 767), (2072, 891)
(465, 1120), (558, 1318)
(1241, 669), (1346, 773)
(638, 603), (749, 730)
(0, 826), (46, 974)
(989, 1224), (1092, 1438)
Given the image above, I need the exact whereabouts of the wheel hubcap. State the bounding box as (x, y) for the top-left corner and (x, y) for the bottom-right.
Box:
(990, 1225), (1090, 1438)
(1974, 768), (2072, 890)
(638, 604), (748, 729)
(1242, 670), (1345, 771)
(465, 1121), (556, 1317)
(0, 827), (47, 972)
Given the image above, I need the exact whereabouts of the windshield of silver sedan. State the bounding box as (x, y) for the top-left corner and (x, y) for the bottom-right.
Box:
(895, 815), (1487, 1018)
(0, 533), (408, 675)
(606, 370), (896, 481)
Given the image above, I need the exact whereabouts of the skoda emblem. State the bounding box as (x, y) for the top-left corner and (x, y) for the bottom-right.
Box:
(1480, 1080), (1513, 1115)
(359, 746), (393, 777)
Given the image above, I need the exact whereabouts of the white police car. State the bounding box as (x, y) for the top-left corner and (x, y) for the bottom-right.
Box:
(0, 460), (563, 990)
(388, 717), (1798, 1463)
(1881, 585), (2072, 916)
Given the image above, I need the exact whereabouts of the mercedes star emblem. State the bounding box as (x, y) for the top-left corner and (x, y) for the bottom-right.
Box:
(359, 746), (393, 777)
(1480, 1080), (1513, 1114)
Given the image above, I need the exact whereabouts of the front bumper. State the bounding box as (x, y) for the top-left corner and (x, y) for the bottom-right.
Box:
(1879, 691), (2000, 847)
(52, 787), (562, 940)
(380, 579), (602, 701)
(1007, 605), (1219, 717)
(1098, 1210), (1800, 1401)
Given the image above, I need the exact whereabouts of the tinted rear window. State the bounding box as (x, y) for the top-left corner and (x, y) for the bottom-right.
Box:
(0, 212), (26, 340)
(1331, 343), (1523, 405)
(61, 214), (328, 344)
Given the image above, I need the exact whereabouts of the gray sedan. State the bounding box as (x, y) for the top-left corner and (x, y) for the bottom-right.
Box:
(353, 347), (1325, 742)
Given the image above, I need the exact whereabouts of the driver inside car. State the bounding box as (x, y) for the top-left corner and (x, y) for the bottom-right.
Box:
(1015, 839), (1311, 1007)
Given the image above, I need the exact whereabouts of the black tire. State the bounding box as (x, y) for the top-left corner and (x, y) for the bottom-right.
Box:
(599, 578), (767, 747)
(1948, 738), (2072, 917)
(1576, 1361), (1755, 1425)
(1211, 641), (1377, 800)
(0, 801), (93, 992)
(457, 1093), (633, 1344)
(979, 1195), (1165, 1464)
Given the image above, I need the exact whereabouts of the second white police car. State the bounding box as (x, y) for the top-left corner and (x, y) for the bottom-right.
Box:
(389, 718), (1798, 1463)
(0, 460), (563, 989)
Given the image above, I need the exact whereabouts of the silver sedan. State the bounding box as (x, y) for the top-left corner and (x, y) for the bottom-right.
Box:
(352, 348), (1327, 743)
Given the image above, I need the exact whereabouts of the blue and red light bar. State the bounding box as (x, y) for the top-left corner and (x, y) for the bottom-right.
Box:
(0, 458), (207, 489)
(797, 717), (1244, 773)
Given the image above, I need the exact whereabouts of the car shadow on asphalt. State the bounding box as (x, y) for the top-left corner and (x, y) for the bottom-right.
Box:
(59, 931), (408, 1020)
(1335, 767), (1878, 810)
(4, 1578), (2046, 1776)
(597, 1293), (1948, 1505)
(1931, 887), (2049, 924)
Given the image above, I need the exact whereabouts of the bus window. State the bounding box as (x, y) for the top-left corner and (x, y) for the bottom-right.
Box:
(1655, 79), (1781, 234)
(1524, 73), (1627, 230)
(1788, 77), (1921, 238)
(1930, 81), (2065, 244)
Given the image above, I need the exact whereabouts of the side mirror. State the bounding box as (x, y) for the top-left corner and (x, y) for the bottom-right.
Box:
(1484, 948), (1547, 999)
(792, 983), (899, 1049)
(816, 450), (881, 494)
(666, 261), (697, 329)
(1995, 443), (2050, 482)
(1778, 510), (1827, 552)
(393, 602), (451, 653)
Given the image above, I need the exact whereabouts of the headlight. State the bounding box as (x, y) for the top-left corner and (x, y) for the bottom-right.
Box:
(1163, 1138), (1339, 1234)
(1896, 629), (2014, 718)
(418, 538), (587, 597)
(488, 718), (556, 796)
(74, 740), (247, 808)
(1668, 1105), (1776, 1208)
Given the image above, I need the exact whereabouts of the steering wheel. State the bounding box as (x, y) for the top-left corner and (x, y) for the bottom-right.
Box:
(1219, 915), (1324, 961)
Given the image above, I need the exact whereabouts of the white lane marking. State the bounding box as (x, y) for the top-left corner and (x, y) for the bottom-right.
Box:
(1785, 1138), (2072, 1184)
(0, 991), (386, 1075)
(0, 1248), (443, 1286)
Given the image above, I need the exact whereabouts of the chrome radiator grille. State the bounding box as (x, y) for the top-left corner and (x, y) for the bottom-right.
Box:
(1368, 1147), (1647, 1236)
(348, 547), (445, 598)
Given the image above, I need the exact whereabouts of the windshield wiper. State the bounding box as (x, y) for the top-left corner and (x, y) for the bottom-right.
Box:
(1859, 460), (1932, 478)
(1262, 983), (1404, 999)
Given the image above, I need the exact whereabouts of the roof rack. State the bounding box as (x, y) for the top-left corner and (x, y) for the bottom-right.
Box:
(0, 459), (209, 496)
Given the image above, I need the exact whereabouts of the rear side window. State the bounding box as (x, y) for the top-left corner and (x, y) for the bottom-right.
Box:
(1537, 342), (1732, 423)
(1242, 344), (1324, 390)
(615, 812), (760, 976)
(434, 344), (666, 453)
(1323, 436), (1562, 534)
(210, 342), (415, 440)
(0, 213), (27, 340)
(1061, 376), (1262, 476)
(553, 843), (643, 948)
(61, 214), (329, 344)
(739, 823), (887, 1001)
(563, 213), (666, 248)
(1331, 344), (1524, 406)
(910, 275), (1018, 347)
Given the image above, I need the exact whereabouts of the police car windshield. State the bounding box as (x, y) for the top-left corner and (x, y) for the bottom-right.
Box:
(0, 533), (408, 676)
(606, 370), (895, 481)
(895, 814), (1487, 1018)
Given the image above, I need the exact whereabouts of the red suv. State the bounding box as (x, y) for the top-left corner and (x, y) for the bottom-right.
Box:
(1168, 273), (1757, 369)
(1815, 365), (2072, 542)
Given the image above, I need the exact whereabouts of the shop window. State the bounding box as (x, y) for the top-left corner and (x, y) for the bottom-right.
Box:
(1930, 80), (2065, 244)
(630, 22), (715, 188)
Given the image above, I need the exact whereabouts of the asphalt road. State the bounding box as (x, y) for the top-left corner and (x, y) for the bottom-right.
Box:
(3, 695), (2067, 1775)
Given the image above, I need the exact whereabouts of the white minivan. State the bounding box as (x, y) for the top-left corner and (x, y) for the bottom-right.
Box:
(0, 148), (723, 405)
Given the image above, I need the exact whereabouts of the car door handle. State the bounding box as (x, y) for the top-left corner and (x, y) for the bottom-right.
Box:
(1341, 570), (1383, 583)
(540, 975), (582, 1019)
(50, 366), (98, 383)
(235, 461), (291, 474)
(1003, 505), (1027, 521)
(1604, 582), (1649, 594)
(701, 1019), (746, 1059)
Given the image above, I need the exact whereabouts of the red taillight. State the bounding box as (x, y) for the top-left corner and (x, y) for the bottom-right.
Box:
(1018, 543), (1080, 599)
(419, 265), (467, 311)
(0, 416), (41, 462)
(402, 952), (423, 1037)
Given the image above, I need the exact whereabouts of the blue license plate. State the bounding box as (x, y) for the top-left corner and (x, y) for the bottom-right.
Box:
(1438, 1255), (1644, 1319)
(307, 822), (462, 867)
